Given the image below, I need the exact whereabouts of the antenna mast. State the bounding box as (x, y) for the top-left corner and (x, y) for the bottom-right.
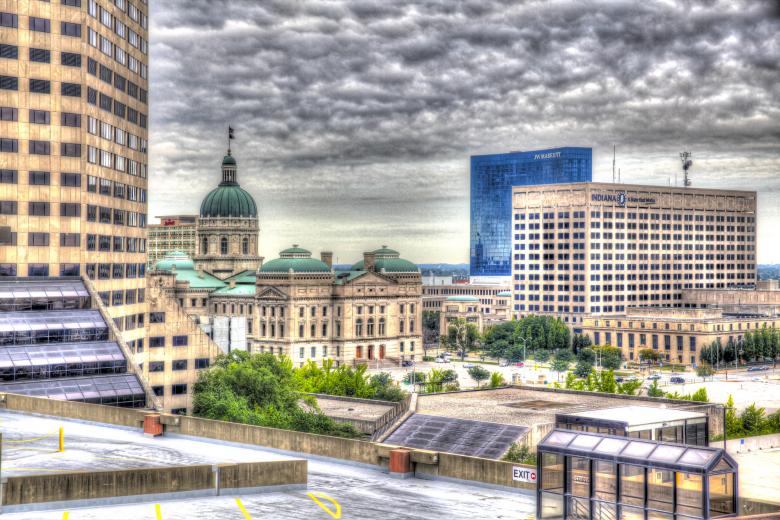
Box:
(680, 151), (693, 187)
(612, 145), (616, 184)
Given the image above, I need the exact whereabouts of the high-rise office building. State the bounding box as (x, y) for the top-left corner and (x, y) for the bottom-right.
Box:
(470, 147), (592, 281)
(511, 182), (757, 330)
(0, 0), (149, 348)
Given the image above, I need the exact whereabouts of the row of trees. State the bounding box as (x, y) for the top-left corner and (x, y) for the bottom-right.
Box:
(193, 352), (409, 438)
(481, 316), (573, 362)
(401, 366), (506, 392)
(700, 328), (780, 366)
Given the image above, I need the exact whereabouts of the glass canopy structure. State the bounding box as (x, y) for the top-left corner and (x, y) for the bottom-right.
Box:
(537, 429), (738, 520)
(0, 278), (146, 408)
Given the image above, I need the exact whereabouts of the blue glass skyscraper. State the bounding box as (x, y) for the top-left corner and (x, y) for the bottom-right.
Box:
(470, 147), (592, 278)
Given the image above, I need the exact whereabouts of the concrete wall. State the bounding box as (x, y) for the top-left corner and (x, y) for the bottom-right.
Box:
(0, 393), (147, 428)
(175, 415), (380, 466)
(2, 465), (214, 506)
(218, 460), (307, 492)
(716, 433), (780, 454)
(431, 453), (536, 491)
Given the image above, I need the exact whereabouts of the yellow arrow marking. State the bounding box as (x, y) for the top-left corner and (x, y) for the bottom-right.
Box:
(155, 503), (162, 520)
(307, 491), (342, 519)
(235, 498), (253, 520)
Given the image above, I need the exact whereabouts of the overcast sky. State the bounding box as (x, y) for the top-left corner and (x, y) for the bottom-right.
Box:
(148, 0), (780, 265)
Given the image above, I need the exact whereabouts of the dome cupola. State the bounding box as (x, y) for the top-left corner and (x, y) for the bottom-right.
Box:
(199, 149), (258, 218)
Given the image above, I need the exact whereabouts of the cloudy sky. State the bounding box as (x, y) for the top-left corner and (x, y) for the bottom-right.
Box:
(148, 0), (780, 265)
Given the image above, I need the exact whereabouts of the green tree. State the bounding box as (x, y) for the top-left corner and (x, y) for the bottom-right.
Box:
(596, 369), (618, 394)
(489, 371), (507, 388)
(193, 352), (360, 438)
(577, 347), (596, 364)
(550, 353), (570, 382)
(422, 311), (441, 356)
(467, 365), (490, 388)
(724, 395), (743, 438)
(441, 318), (480, 361)
(696, 363), (714, 378)
(572, 333), (592, 352)
(639, 349), (660, 364)
(574, 360), (593, 378)
(617, 379), (642, 396)
(482, 321), (521, 361)
(742, 404), (767, 435)
(647, 380), (664, 397)
(514, 315), (571, 356)
(594, 345), (622, 370)
(690, 388), (709, 402)
(502, 443), (537, 465)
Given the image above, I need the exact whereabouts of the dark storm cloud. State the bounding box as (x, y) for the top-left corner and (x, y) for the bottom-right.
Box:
(149, 0), (780, 262)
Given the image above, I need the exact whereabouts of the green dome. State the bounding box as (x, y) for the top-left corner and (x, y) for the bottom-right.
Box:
(260, 245), (330, 273)
(350, 246), (419, 273)
(200, 184), (258, 218)
(446, 295), (479, 302)
(155, 251), (194, 271)
(222, 154), (237, 166)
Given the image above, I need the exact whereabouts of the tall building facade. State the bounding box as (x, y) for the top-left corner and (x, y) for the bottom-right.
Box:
(147, 214), (197, 269)
(470, 147), (592, 280)
(0, 0), (149, 350)
(511, 182), (757, 330)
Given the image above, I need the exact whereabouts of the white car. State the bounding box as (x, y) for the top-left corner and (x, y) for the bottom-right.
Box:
(435, 357), (449, 363)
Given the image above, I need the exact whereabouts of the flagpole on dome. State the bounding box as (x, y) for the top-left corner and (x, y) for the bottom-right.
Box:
(228, 125), (234, 155)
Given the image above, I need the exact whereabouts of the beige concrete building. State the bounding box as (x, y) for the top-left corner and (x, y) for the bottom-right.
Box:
(147, 214), (197, 269)
(511, 182), (757, 329)
(423, 283), (510, 332)
(0, 0), (149, 349)
(581, 307), (780, 366)
(255, 246), (423, 367)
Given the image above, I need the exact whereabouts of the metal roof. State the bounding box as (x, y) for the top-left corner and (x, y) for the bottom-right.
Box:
(0, 310), (107, 332)
(384, 413), (528, 459)
(0, 341), (125, 369)
(538, 429), (737, 473)
(0, 374), (144, 401)
(559, 405), (707, 428)
(0, 279), (89, 300)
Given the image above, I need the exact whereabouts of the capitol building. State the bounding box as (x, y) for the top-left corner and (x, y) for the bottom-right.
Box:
(149, 150), (422, 367)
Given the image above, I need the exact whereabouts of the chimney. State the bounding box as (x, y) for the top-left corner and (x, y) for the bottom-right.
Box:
(320, 251), (333, 269)
(363, 252), (376, 272)
(229, 279), (236, 288)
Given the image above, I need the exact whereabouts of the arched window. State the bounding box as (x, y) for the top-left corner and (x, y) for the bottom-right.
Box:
(201, 236), (208, 254)
(242, 237), (249, 255)
(379, 318), (385, 336)
(356, 319), (363, 336)
(367, 318), (374, 336)
(220, 236), (228, 255)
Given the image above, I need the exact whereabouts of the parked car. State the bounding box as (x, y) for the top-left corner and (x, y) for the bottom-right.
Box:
(615, 376), (624, 383)
(627, 375), (640, 382)
(463, 363), (475, 368)
(435, 357), (449, 364)
(647, 374), (662, 380)
(747, 366), (769, 372)
(499, 360), (509, 367)
(670, 376), (685, 384)
(515, 361), (525, 367)
(401, 360), (413, 367)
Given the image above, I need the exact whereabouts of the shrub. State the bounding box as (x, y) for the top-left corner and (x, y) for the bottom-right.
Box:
(502, 443), (537, 465)
(489, 371), (507, 388)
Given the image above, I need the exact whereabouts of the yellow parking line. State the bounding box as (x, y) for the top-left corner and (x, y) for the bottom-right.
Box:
(307, 491), (342, 519)
(155, 503), (162, 520)
(62, 513), (69, 520)
(235, 498), (253, 520)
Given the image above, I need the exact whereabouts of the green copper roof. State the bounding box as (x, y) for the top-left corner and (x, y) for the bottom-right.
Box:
(213, 284), (255, 296)
(446, 295), (479, 302)
(172, 269), (227, 289)
(223, 270), (256, 285)
(154, 251), (194, 271)
(260, 245), (330, 273)
(279, 246), (311, 255)
(496, 291), (511, 297)
(222, 154), (237, 166)
(260, 258), (330, 273)
(200, 184), (258, 218)
(350, 246), (419, 273)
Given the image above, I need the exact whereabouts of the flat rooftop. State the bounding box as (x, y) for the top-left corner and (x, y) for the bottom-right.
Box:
(0, 409), (291, 477)
(561, 405), (707, 427)
(0, 409), (535, 520)
(313, 396), (394, 421)
(417, 387), (713, 428)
